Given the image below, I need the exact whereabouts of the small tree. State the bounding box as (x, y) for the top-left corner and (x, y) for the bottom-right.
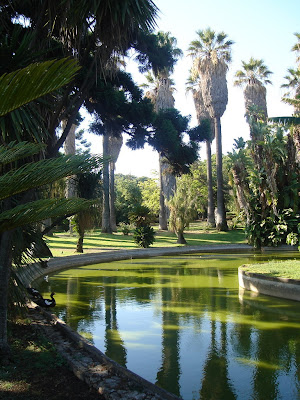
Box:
(167, 180), (197, 244)
(129, 205), (155, 248)
(73, 171), (102, 253)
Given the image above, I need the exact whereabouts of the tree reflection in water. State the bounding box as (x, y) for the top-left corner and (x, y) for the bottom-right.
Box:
(35, 253), (300, 400)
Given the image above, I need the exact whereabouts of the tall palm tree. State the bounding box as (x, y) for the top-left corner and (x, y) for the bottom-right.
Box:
(234, 57), (273, 120)
(188, 28), (234, 231)
(186, 69), (215, 226)
(143, 31), (183, 230)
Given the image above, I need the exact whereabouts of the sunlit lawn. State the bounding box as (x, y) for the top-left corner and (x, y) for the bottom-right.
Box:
(46, 221), (247, 257)
(242, 260), (300, 280)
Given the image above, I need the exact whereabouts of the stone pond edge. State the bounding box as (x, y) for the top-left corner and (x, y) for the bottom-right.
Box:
(238, 267), (300, 302)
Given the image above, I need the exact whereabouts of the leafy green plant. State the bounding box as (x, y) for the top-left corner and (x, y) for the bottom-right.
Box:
(129, 205), (155, 247)
(133, 225), (155, 248)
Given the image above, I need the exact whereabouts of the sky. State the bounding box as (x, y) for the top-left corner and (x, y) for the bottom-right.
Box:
(80, 0), (300, 177)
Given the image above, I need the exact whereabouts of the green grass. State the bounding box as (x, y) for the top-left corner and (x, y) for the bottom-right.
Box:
(45, 221), (247, 257)
(241, 260), (300, 280)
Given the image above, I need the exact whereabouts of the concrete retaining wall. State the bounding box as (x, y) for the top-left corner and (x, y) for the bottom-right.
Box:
(238, 268), (300, 302)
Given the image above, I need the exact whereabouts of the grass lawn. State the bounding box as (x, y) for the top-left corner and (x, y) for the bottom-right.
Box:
(241, 260), (300, 280)
(45, 221), (247, 257)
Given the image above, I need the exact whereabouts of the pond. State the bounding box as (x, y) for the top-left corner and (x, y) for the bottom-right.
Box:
(35, 251), (300, 400)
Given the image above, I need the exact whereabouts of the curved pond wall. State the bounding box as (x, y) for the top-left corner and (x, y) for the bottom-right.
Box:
(238, 267), (300, 302)
(18, 244), (253, 287)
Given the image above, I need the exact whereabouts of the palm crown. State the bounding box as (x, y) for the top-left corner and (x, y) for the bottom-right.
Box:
(187, 28), (234, 64)
(291, 32), (300, 64)
(234, 58), (273, 87)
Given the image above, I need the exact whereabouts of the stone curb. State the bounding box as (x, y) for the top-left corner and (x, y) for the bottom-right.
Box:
(238, 267), (300, 302)
(30, 306), (181, 400)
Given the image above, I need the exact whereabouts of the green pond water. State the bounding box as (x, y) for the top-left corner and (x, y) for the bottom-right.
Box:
(35, 252), (300, 400)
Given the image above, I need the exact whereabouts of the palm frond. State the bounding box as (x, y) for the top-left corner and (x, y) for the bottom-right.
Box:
(0, 152), (103, 201)
(269, 116), (300, 125)
(0, 58), (80, 117)
(0, 141), (45, 165)
(0, 198), (98, 232)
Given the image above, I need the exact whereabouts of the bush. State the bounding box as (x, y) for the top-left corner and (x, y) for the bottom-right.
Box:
(118, 222), (133, 235)
(133, 226), (155, 248)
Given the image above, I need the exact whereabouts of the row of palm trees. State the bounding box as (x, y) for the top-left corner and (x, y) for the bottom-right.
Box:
(96, 27), (298, 235)
(184, 29), (300, 235)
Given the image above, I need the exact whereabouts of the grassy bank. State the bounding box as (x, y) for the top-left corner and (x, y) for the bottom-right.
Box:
(46, 221), (247, 257)
(242, 260), (300, 280)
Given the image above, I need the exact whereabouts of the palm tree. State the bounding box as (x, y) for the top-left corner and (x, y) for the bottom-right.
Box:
(234, 57), (273, 120)
(186, 69), (215, 226)
(142, 31), (183, 230)
(291, 32), (300, 65)
(280, 34), (300, 164)
(188, 28), (234, 231)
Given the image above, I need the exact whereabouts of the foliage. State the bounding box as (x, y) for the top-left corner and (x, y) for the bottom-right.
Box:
(234, 58), (273, 87)
(115, 174), (159, 224)
(138, 176), (160, 218)
(118, 222), (133, 235)
(147, 108), (199, 174)
(129, 205), (155, 248)
(167, 178), (198, 244)
(228, 112), (300, 249)
(178, 156), (233, 219)
(115, 174), (144, 223)
(133, 225), (155, 248)
(72, 171), (102, 252)
(128, 205), (154, 227)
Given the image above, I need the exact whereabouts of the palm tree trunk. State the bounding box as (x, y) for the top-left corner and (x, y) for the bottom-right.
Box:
(63, 121), (77, 235)
(206, 140), (215, 227)
(101, 133), (112, 233)
(176, 230), (187, 244)
(159, 155), (168, 230)
(0, 230), (13, 358)
(109, 161), (117, 232)
(108, 132), (123, 232)
(215, 117), (228, 231)
(76, 229), (84, 253)
(159, 155), (176, 230)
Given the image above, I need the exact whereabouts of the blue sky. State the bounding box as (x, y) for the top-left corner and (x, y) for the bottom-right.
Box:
(83, 0), (300, 177)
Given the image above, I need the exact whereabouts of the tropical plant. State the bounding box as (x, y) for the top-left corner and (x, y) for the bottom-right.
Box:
(0, 59), (101, 358)
(167, 179), (197, 244)
(129, 205), (155, 248)
(234, 57), (273, 120)
(188, 28), (234, 231)
(228, 112), (299, 249)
